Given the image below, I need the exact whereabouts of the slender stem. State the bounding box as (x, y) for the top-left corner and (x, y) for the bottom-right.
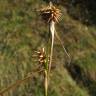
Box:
(44, 70), (48, 96)
(48, 20), (55, 74)
(46, 20), (55, 96)
(55, 30), (71, 65)
(0, 69), (43, 95)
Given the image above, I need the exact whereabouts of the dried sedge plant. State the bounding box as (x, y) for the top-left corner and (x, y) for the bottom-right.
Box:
(39, 2), (71, 96)
(39, 1), (71, 77)
(39, 2), (62, 74)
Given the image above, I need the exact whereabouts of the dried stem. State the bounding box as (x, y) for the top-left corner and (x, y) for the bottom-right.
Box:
(0, 69), (43, 95)
(55, 30), (71, 65)
(38, 2), (62, 96)
(48, 20), (55, 74)
(44, 70), (48, 96)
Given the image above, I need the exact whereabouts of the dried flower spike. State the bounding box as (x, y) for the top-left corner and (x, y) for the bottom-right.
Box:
(40, 2), (61, 23)
(35, 48), (47, 65)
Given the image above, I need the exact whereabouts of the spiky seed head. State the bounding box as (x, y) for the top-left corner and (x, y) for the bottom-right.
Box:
(35, 48), (47, 65)
(39, 2), (61, 23)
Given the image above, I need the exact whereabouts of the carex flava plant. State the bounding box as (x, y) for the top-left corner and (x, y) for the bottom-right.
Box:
(38, 2), (61, 96)
(39, 1), (71, 71)
(39, 1), (61, 74)
(39, 2), (71, 96)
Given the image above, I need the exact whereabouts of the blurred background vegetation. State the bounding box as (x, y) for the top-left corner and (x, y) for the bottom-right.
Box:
(0, 0), (96, 96)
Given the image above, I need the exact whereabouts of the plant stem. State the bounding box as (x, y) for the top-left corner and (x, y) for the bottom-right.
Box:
(0, 69), (43, 95)
(44, 70), (48, 96)
(48, 20), (55, 74)
(55, 30), (71, 65)
(45, 20), (55, 96)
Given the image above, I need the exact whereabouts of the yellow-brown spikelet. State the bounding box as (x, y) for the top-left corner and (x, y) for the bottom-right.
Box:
(35, 48), (47, 65)
(40, 2), (61, 23)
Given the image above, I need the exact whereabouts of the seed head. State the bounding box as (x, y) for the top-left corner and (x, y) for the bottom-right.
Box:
(35, 48), (47, 65)
(39, 2), (61, 23)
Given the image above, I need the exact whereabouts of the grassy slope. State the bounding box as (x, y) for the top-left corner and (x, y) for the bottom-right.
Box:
(0, 0), (96, 96)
